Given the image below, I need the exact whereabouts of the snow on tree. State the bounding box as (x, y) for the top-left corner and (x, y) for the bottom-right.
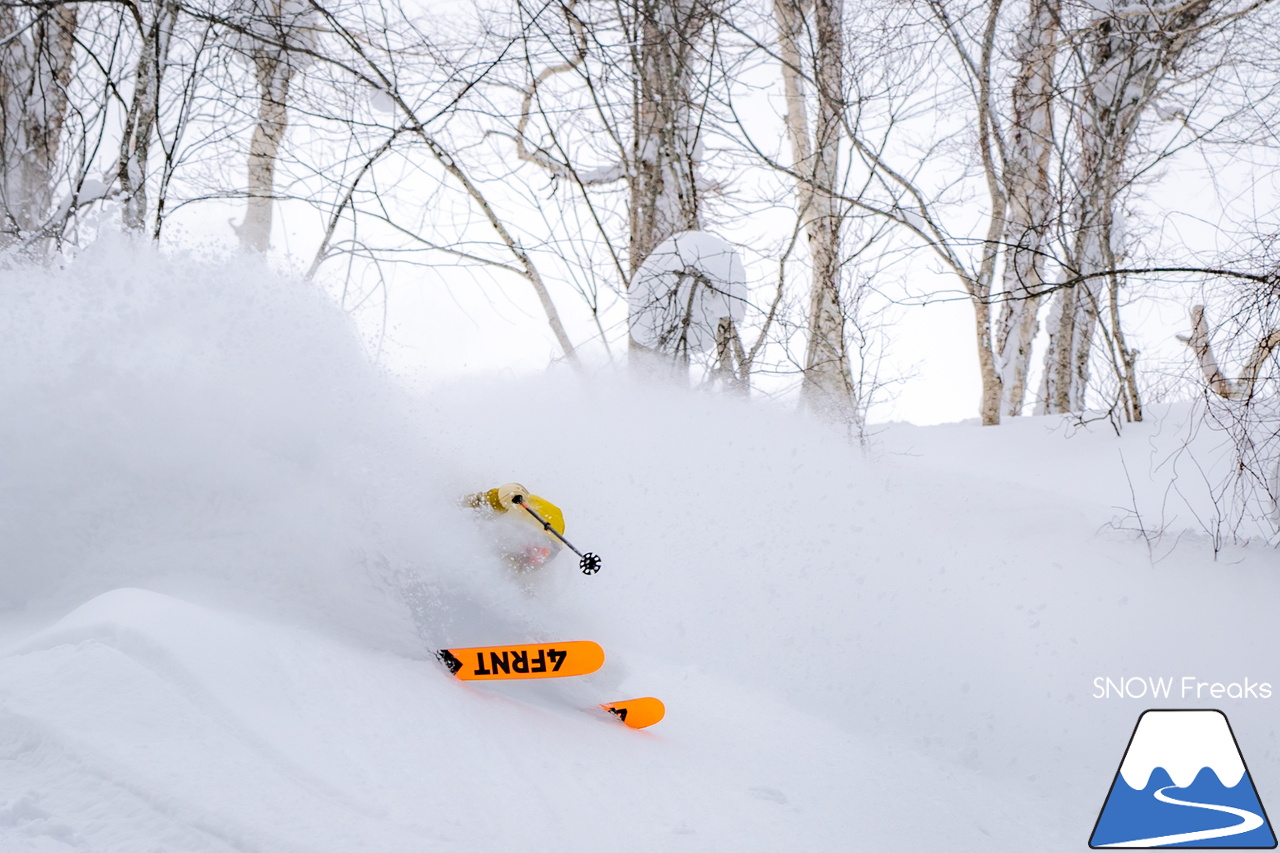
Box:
(627, 229), (746, 366)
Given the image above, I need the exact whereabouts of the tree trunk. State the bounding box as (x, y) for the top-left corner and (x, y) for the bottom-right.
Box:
(118, 0), (181, 235)
(1181, 305), (1280, 402)
(975, 290), (1003, 425)
(994, 0), (1058, 416)
(775, 0), (856, 422)
(241, 51), (294, 252)
(0, 5), (78, 246)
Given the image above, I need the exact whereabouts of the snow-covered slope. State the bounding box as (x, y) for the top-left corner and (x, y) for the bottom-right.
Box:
(2, 243), (1278, 851)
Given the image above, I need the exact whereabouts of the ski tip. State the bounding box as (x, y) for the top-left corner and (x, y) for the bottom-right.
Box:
(601, 697), (665, 729)
(435, 649), (463, 675)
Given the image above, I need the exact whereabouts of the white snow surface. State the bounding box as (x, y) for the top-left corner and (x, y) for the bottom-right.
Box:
(2, 241), (1280, 851)
(1118, 710), (1245, 790)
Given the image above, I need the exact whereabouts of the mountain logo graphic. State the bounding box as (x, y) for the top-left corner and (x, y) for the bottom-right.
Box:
(1090, 709), (1277, 848)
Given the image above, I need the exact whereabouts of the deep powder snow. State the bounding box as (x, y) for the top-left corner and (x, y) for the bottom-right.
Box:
(1, 244), (1278, 851)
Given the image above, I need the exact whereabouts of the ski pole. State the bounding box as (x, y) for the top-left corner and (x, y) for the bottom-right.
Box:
(512, 494), (602, 575)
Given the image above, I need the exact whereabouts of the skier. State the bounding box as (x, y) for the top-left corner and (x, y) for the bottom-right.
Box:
(463, 483), (565, 572)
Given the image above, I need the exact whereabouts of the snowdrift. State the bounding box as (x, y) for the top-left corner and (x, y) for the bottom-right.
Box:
(1, 242), (1278, 851)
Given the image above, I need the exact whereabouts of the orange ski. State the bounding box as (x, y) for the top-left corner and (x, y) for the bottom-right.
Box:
(601, 697), (665, 729)
(437, 641), (604, 681)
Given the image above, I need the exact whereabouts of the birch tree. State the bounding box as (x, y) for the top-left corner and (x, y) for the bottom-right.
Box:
(774, 0), (858, 421)
(836, 0), (1275, 424)
(993, 0), (1059, 416)
(116, 0), (183, 233)
(1036, 0), (1219, 416)
(0, 3), (77, 248)
(230, 0), (312, 252)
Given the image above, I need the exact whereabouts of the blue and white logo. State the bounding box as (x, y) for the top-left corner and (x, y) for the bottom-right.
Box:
(1090, 709), (1276, 848)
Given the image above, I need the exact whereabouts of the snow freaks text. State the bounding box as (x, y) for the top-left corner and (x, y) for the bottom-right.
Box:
(1092, 677), (1273, 700)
